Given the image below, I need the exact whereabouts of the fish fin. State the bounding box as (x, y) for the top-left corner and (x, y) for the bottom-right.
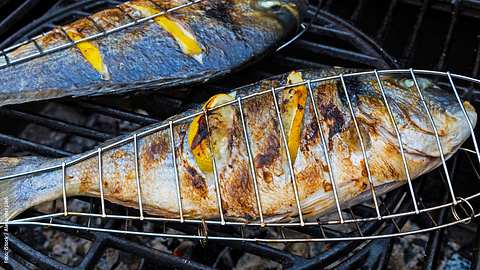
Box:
(0, 156), (61, 223)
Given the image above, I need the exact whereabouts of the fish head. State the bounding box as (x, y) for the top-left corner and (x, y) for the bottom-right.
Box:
(250, 0), (308, 33)
(354, 73), (478, 158)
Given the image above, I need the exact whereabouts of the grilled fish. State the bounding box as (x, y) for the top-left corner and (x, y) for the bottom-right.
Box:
(0, 0), (306, 107)
(0, 69), (476, 222)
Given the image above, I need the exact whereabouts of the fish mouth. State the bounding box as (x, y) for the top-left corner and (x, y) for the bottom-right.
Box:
(251, 0), (307, 34)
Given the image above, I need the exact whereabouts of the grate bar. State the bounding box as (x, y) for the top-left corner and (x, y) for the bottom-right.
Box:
(0, 107), (113, 141)
(0, 133), (71, 157)
(293, 39), (384, 67)
(402, 0), (432, 66)
(307, 23), (354, 40)
(350, 0), (366, 24)
(376, 0), (399, 44)
(436, 1), (460, 70)
(71, 101), (159, 125)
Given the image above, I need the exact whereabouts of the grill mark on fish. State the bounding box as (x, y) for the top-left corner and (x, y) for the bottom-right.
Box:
(92, 8), (130, 30)
(176, 123), (209, 199)
(184, 163), (208, 198)
(314, 82), (346, 147)
(220, 158), (256, 218)
(219, 114), (257, 218)
(128, 2), (204, 61)
(190, 116), (208, 149)
(254, 134), (280, 173)
(140, 132), (170, 172)
(204, 0), (245, 39)
(300, 117), (320, 153)
(296, 164), (326, 196)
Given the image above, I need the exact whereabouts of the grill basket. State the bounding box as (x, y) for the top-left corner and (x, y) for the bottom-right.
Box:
(1, 68), (479, 243)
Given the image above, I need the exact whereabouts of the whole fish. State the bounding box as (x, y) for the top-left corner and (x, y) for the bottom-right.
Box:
(0, 69), (476, 223)
(0, 0), (306, 107)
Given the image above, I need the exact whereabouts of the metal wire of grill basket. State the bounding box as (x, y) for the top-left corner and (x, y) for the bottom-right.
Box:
(1, 68), (479, 243)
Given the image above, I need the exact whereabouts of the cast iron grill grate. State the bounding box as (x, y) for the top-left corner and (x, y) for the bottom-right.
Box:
(1, 0), (480, 269)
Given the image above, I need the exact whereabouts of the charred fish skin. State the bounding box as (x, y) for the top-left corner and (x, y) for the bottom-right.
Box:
(0, 0), (305, 107)
(0, 69), (476, 223)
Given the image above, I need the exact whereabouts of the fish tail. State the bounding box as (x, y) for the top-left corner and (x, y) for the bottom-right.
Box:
(0, 156), (62, 223)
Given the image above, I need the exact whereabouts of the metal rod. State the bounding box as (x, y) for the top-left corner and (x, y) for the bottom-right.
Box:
(5, 214), (477, 242)
(447, 72), (480, 165)
(203, 108), (225, 225)
(374, 70), (419, 213)
(306, 80), (344, 223)
(61, 162), (68, 216)
(237, 98), (265, 225)
(339, 74), (382, 218)
(169, 121), (184, 222)
(270, 86), (305, 226)
(97, 148), (107, 217)
(349, 208), (364, 237)
(409, 69), (457, 205)
(133, 134), (144, 220)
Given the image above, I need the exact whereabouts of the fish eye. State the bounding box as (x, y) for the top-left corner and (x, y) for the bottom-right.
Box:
(399, 79), (414, 88)
(256, 0), (283, 11)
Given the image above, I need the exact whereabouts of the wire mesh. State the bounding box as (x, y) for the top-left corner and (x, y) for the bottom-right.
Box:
(1, 68), (479, 242)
